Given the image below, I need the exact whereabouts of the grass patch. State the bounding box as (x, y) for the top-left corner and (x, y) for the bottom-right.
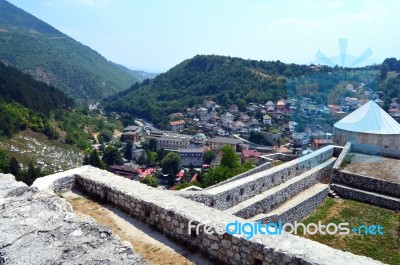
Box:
(298, 198), (400, 264)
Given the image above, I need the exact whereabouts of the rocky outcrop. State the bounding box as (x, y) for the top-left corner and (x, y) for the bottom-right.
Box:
(0, 173), (149, 265)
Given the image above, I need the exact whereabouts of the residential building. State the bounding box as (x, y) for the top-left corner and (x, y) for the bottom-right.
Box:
(276, 100), (286, 110)
(267, 106), (275, 114)
(107, 164), (139, 180)
(206, 137), (243, 151)
(346, 83), (354, 91)
(265, 101), (275, 109)
(217, 128), (228, 136)
(263, 115), (272, 125)
(203, 98), (216, 109)
(221, 112), (234, 124)
(241, 149), (260, 163)
(145, 131), (192, 150)
(238, 114), (250, 123)
(169, 112), (184, 119)
(248, 117), (260, 127)
(169, 120), (185, 132)
(292, 132), (309, 146)
(231, 121), (247, 133)
(228, 104), (239, 113)
(196, 107), (208, 116)
(178, 148), (204, 167)
(121, 125), (142, 142)
(247, 103), (259, 112)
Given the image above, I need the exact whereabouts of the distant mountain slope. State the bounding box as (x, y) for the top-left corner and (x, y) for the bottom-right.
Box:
(111, 62), (158, 82)
(0, 62), (72, 114)
(0, 62), (73, 138)
(104, 55), (315, 127)
(0, 0), (138, 100)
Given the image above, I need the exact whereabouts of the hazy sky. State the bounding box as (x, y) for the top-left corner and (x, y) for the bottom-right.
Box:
(7, 0), (400, 72)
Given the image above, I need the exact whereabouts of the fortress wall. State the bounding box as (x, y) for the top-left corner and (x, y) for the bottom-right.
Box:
(332, 143), (351, 170)
(330, 184), (400, 210)
(32, 166), (87, 192)
(256, 185), (330, 224)
(31, 166), (383, 265)
(205, 153), (298, 191)
(334, 129), (400, 157)
(332, 171), (400, 198)
(198, 146), (335, 210)
(203, 161), (274, 190)
(233, 159), (335, 219)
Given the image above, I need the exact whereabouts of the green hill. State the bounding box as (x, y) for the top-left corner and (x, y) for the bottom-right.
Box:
(0, 62), (73, 114)
(0, 0), (138, 100)
(105, 55), (395, 128)
(0, 61), (72, 138)
(104, 55), (326, 127)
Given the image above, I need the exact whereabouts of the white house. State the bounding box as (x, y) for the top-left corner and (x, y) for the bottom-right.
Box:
(263, 114), (272, 125)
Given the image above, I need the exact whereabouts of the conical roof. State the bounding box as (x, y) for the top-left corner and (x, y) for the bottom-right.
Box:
(334, 100), (400, 135)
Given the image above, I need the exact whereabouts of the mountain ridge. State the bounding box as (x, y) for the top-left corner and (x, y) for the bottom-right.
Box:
(0, 0), (140, 101)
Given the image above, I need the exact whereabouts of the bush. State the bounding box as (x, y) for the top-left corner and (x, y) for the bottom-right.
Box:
(173, 181), (201, 190)
(140, 175), (159, 188)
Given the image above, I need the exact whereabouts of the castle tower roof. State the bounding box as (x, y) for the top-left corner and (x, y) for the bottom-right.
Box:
(334, 100), (400, 135)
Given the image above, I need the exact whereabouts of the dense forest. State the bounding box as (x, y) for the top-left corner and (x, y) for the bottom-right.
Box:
(0, 62), (73, 139)
(104, 55), (310, 126)
(104, 55), (398, 128)
(0, 0), (139, 100)
(379, 58), (400, 104)
(0, 62), (73, 114)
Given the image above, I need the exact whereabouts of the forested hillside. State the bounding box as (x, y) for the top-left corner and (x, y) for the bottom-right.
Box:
(0, 62), (72, 138)
(105, 54), (400, 128)
(0, 62), (73, 114)
(104, 55), (314, 126)
(0, 0), (138, 100)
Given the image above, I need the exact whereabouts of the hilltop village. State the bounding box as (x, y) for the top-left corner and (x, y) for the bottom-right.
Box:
(101, 87), (400, 190)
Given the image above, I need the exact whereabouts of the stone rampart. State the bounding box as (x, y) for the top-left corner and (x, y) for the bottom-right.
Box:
(178, 145), (335, 210)
(31, 166), (383, 265)
(230, 158), (335, 219)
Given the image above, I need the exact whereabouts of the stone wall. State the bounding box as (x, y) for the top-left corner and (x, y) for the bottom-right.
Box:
(331, 184), (400, 210)
(333, 171), (400, 198)
(41, 166), (381, 265)
(32, 166), (87, 192)
(179, 145), (335, 211)
(256, 184), (329, 224)
(199, 153), (296, 191)
(334, 128), (400, 157)
(332, 143), (350, 170)
(231, 158), (335, 219)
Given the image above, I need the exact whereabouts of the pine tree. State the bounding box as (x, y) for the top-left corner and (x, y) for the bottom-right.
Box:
(124, 141), (133, 160)
(9, 157), (20, 177)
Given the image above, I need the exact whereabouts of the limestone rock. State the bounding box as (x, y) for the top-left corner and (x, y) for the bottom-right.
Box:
(0, 174), (150, 265)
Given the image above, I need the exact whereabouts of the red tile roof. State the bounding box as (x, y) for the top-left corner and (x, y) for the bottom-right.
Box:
(170, 120), (185, 126)
(241, 149), (260, 158)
